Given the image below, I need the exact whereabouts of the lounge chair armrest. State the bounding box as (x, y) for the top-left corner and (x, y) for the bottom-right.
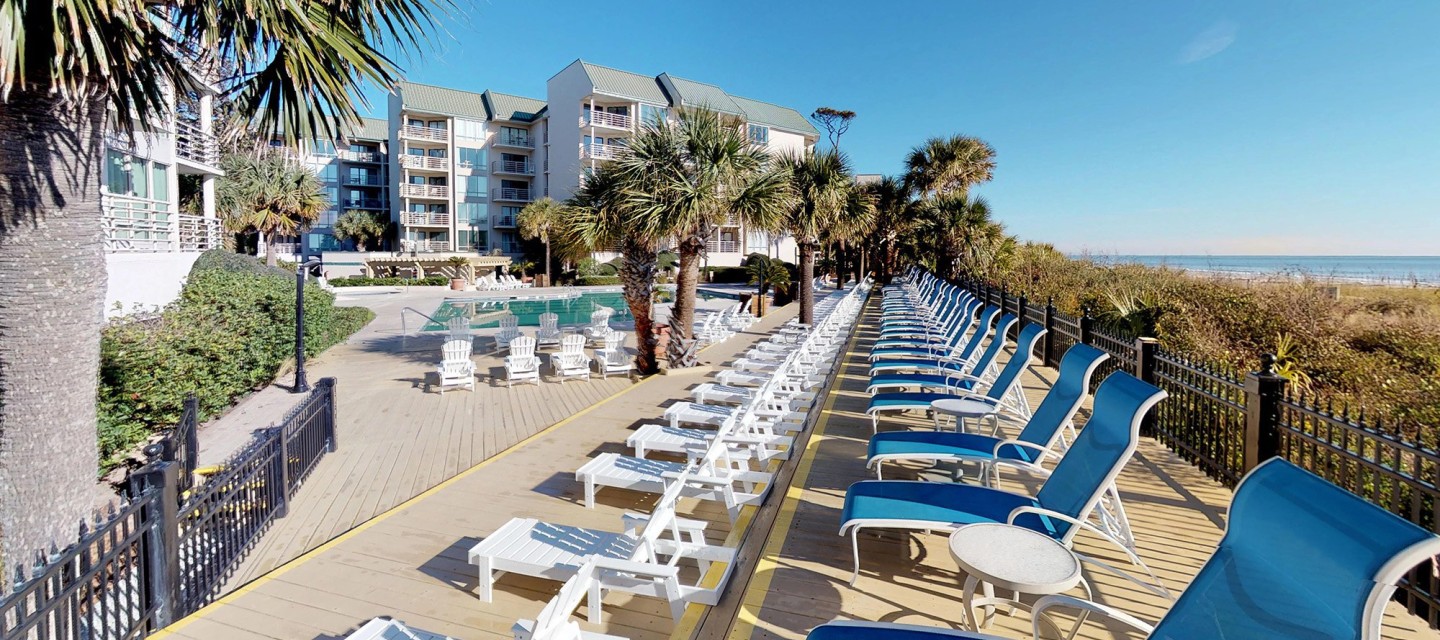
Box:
(1007, 506), (1173, 600)
(588, 556), (680, 579)
(1030, 595), (1155, 639)
(621, 512), (708, 533)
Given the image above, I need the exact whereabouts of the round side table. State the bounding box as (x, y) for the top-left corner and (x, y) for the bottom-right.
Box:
(930, 396), (1001, 435)
(949, 522), (1090, 631)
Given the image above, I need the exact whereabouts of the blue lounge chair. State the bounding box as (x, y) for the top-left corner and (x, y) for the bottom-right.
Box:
(815, 458), (1440, 640)
(840, 371), (1166, 584)
(865, 321), (1041, 433)
(866, 343), (1109, 482)
(868, 306), (1002, 371)
(875, 297), (978, 345)
(867, 315), (1028, 396)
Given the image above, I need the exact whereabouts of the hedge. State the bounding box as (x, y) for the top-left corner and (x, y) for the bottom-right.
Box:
(330, 276), (449, 287)
(579, 275), (621, 286)
(98, 251), (375, 469)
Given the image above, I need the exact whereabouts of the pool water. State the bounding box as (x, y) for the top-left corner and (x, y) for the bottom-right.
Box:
(423, 288), (737, 330)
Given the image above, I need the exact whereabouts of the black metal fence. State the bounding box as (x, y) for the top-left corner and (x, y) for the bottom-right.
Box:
(0, 378), (338, 640)
(961, 278), (1439, 628)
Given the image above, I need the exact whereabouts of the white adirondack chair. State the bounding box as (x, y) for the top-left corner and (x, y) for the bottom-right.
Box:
(505, 336), (542, 387)
(550, 335), (591, 383)
(446, 316), (472, 341)
(592, 332), (634, 379)
(435, 338), (475, 394)
(493, 314), (521, 352)
(582, 308), (613, 345)
(535, 312), (563, 348)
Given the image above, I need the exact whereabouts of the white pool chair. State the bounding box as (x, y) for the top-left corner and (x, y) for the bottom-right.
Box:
(573, 451), (771, 522)
(343, 618), (458, 640)
(493, 314), (521, 352)
(445, 316), (471, 340)
(435, 338), (475, 394)
(551, 335), (591, 383)
(593, 332), (634, 379)
(505, 336), (542, 387)
(627, 424), (792, 462)
(536, 312), (563, 348)
(512, 561), (630, 640)
(582, 308), (614, 344)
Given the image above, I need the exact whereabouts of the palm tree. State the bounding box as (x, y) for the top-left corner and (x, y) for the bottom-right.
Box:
(332, 210), (387, 251)
(518, 197), (564, 287)
(863, 176), (916, 282)
(746, 255), (791, 317)
(217, 152), (328, 266)
(612, 107), (790, 364)
(918, 192), (999, 279)
(826, 186), (877, 289)
(0, 0), (441, 571)
(558, 167), (662, 374)
(904, 134), (997, 197)
(777, 149), (853, 325)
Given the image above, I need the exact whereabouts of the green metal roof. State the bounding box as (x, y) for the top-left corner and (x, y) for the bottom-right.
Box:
(729, 95), (819, 136)
(579, 62), (669, 104)
(662, 75), (743, 114)
(483, 91), (547, 123)
(395, 81), (489, 120)
(349, 117), (389, 141)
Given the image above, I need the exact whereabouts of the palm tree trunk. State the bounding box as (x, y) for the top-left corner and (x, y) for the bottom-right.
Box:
(0, 89), (107, 576)
(265, 233), (280, 267)
(798, 242), (816, 325)
(619, 238), (659, 374)
(672, 239), (703, 341)
(543, 240), (551, 288)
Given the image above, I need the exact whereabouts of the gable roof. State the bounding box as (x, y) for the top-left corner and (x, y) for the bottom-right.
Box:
(579, 61), (669, 104)
(395, 81), (489, 120)
(483, 91), (547, 123)
(729, 95), (818, 136)
(348, 117), (389, 141)
(661, 75), (743, 114)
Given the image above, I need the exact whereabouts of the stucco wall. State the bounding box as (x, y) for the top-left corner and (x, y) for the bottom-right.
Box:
(104, 252), (203, 318)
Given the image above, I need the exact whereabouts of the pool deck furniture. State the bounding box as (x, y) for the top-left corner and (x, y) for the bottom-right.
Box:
(948, 522), (1087, 631)
(434, 338), (476, 394)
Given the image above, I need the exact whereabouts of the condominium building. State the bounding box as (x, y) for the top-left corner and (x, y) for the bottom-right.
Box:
(295, 117), (391, 254)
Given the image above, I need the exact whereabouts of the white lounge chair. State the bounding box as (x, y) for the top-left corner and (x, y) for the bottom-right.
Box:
(551, 335), (591, 383)
(505, 336), (542, 387)
(593, 332), (634, 379)
(536, 312), (563, 348)
(435, 338), (475, 394)
(468, 483), (737, 621)
(513, 561), (630, 640)
(493, 314), (521, 352)
(582, 308), (613, 345)
(343, 618), (457, 640)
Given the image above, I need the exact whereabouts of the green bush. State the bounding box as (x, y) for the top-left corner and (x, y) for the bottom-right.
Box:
(329, 276), (449, 287)
(702, 266), (750, 283)
(579, 275), (621, 286)
(98, 251), (375, 469)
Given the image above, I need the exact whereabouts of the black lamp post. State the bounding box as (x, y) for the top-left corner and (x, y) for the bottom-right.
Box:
(294, 257), (323, 393)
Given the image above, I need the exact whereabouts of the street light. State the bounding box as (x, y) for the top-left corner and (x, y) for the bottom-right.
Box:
(294, 257), (323, 393)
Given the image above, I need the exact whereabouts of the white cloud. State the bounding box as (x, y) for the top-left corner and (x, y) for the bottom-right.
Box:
(1179, 21), (1238, 64)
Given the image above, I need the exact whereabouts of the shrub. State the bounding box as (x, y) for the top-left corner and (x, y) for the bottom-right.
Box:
(579, 275), (621, 286)
(702, 266), (750, 283)
(98, 250), (375, 469)
(329, 276), (449, 287)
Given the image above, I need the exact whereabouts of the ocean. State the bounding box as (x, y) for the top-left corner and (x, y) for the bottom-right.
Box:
(1082, 255), (1440, 286)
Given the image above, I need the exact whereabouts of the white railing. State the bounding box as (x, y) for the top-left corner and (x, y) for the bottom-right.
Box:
(175, 121), (219, 166)
(492, 188), (532, 202)
(343, 174), (385, 186)
(103, 194), (173, 252)
(582, 110), (632, 130)
(722, 214), (740, 227)
(492, 215), (517, 228)
(494, 134), (534, 148)
(259, 242), (301, 257)
(582, 143), (625, 161)
(706, 240), (740, 253)
(400, 183), (450, 198)
(491, 160), (533, 174)
(400, 125), (448, 142)
(400, 155), (449, 170)
(401, 211), (452, 227)
(338, 150), (383, 163)
(401, 239), (451, 253)
(177, 214), (222, 251)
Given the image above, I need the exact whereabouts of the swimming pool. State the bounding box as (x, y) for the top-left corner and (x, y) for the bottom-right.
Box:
(422, 287), (738, 330)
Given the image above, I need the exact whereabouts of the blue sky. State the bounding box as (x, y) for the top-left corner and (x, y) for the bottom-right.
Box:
(365, 1), (1440, 255)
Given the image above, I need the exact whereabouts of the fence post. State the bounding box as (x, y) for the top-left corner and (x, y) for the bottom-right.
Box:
(323, 378), (338, 453)
(128, 448), (181, 628)
(1017, 295), (1029, 327)
(999, 286), (1009, 317)
(274, 426), (291, 519)
(1243, 354), (1288, 473)
(1079, 308), (1094, 346)
(1042, 298), (1056, 367)
(1136, 338), (1160, 436)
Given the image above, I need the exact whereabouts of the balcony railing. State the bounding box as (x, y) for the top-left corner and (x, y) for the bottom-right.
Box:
(177, 214), (222, 252)
(400, 211), (451, 227)
(706, 240), (741, 253)
(343, 198), (387, 210)
(498, 243), (524, 254)
(400, 183), (449, 199)
(400, 155), (449, 170)
(103, 194), (172, 252)
(259, 242), (300, 257)
(492, 215), (517, 228)
(492, 187), (533, 202)
(342, 174), (385, 186)
(401, 239), (451, 253)
(582, 110), (632, 130)
(582, 143), (625, 161)
(493, 134), (534, 149)
(338, 150), (383, 163)
(491, 160), (534, 175)
(175, 121), (219, 166)
(400, 124), (447, 142)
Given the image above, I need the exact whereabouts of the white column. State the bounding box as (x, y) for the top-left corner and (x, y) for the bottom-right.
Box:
(199, 92), (214, 137)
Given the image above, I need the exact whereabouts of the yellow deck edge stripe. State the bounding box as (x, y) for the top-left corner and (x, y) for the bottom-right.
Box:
(723, 322), (863, 640)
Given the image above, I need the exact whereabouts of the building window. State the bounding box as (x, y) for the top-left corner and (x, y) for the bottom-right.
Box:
(348, 142), (377, 154)
(747, 124), (769, 145)
(458, 229), (488, 252)
(457, 147), (487, 169)
(641, 104), (667, 126)
(317, 163), (338, 182)
(455, 118), (485, 140)
(501, 206), (523, 222)
(464, 175), (488, 198)
(499, 126), (529, 146)
(407, 147), (426, 156)
(458, 202), (487, 225)
(311, 139), (336, 156)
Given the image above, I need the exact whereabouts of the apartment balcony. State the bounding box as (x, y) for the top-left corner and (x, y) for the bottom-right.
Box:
(174, 121), (220, 169)
(400, 211), (452, 227)
(493, 134), (534, 149)
(401, 239), (451, 253)
(492, 187), (533, 203)
(581, 111), (632, 130)
(342, 174), (386, 186)
(103, 194), (222, 253)
(400, 124), (448, 143)
(177, 215), (223, 252)
(581, 143), (625, 161)
(400, 183), (450, 199)
(338, 150), (384, 163)
(343, 198), (387, 210)
(491, 160), (534, 176)
(706, 239), (741, 253)
(492, 215), (517, 228)
(400, 155), (449, 171)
